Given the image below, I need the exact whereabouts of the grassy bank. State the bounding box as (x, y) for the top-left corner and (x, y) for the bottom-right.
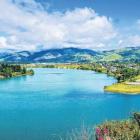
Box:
(10, 70), (34, 78)
(104, 83), (140, 94)
(105, 74), (140, 94)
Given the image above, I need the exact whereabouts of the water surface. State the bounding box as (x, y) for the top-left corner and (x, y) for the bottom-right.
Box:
(0, 68), (140, 140)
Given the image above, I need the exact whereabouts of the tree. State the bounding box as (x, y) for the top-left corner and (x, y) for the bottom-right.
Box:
(22, 67), (27, 74)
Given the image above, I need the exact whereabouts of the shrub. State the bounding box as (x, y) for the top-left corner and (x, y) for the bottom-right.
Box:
(96, 113), (140, 140)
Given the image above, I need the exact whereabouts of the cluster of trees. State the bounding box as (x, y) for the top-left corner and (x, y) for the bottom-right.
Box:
(115, 67), (140, 82)
(45, 63), (107, 73)
(102, 61), (140, 82)
(0, 63), (34, 78)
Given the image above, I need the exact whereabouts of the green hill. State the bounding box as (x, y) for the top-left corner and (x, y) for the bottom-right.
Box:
(0, 47), (140, 63)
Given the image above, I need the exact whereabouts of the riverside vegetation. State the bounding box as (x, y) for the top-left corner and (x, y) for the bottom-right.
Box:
(0, 63), (34, 79)
(95, 112), (140, 140)
(65, 113), (140, 140)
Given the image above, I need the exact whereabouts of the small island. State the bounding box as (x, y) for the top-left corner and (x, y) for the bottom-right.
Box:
(0, 63), (34, 79)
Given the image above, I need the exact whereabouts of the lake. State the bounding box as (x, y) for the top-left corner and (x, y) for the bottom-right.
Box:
(0, 68), (140, 140)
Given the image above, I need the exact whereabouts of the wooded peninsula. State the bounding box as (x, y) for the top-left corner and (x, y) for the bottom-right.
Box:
(0, 63), (34, 79)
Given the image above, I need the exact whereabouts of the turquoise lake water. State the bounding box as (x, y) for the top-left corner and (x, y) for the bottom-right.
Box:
(0, 68), (140, 140)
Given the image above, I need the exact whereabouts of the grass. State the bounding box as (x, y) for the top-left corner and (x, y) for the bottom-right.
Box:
(104, 83), (140, 94)
(12, 71), (34, 77)
(134, 75), (140, 81)
(102, 53), (122, 61)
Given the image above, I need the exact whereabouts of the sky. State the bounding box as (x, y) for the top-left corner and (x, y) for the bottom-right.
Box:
(0, 0), (140, 51)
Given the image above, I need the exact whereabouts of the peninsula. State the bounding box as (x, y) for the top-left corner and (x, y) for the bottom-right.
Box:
(0, 63), (34, 79)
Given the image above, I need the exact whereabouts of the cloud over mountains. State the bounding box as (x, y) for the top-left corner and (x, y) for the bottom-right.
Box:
(0, 0), (139, 51)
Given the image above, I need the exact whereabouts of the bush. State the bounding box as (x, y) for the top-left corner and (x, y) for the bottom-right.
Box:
(95, 113), (140, 140)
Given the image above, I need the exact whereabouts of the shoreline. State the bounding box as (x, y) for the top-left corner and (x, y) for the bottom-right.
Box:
(0, 71), (34, 80)
(47, 64), (140, 94)
(104, 83), (140, 94)
(51, 65), (140, 95)
(12, 63), (140, 94)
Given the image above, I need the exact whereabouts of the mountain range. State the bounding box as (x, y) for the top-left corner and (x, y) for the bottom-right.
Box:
(0, 47), (140, 63)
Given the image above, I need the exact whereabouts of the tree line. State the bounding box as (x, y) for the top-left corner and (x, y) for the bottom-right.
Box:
(0, 63), (34, 78)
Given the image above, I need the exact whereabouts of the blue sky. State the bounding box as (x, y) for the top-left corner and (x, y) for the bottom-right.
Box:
(36, 0), (140, 25)
(0, 0), (140, 51)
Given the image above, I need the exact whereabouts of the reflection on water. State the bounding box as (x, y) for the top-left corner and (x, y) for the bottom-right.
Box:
(46, 73), (64, 75)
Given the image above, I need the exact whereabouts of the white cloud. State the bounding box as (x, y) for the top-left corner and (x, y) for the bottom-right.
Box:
(0, 37), (7, 48)
(127, 35), (140, 46)
(137, 19), (140, 25)
(118, 40), (123, 45)
(1, 0), (140, 51)
(115, 35), (140, 49)
(0, 0), (118, 51)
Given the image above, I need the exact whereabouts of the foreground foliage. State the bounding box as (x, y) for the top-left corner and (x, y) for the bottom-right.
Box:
(65, 113), (140, 140)
(96, 113), (140, 140)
